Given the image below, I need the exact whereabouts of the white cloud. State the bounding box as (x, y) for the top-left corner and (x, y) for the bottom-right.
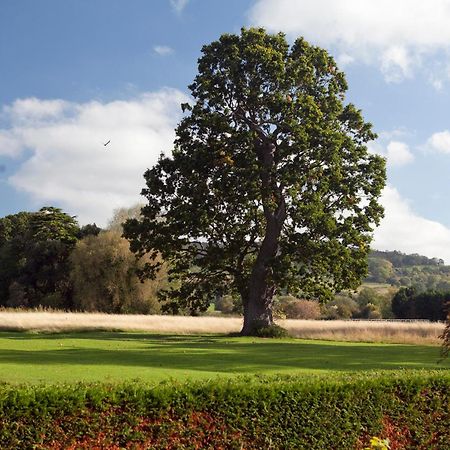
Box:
(170, 0), (189, 14)
(3, 98), (70, 124)
(0, 131), (23, 156)
(368, 137), (414, 167)
(380, 46), (413, 83)
(153, 45), (174, 56)
(0, 89), (188, 225)
(385, 141), (414, 166)
(249, 0), (450, 82)
(427, 130), (450, 154)
(373, 186), (450, 264)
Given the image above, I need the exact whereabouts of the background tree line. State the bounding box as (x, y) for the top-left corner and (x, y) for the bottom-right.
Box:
(0, 206), (166, 314)
(367, 250), (450, 291)
(0, 206), (448, 321)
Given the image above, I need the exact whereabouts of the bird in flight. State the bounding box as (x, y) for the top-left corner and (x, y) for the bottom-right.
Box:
(103, 140), (111, 147)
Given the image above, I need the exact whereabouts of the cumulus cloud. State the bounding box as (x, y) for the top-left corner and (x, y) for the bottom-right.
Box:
(427, 130), (450, 154)
(249, 0), (450, 82)
(0, 89), (188, 225)
(385, 141), (414, 166)
(373, 186), (450, 264)
(368, 135), (414, 167)
(3, 98), (70, 123)
(0, 132), (23, 157)
(153, 45), (174, 56)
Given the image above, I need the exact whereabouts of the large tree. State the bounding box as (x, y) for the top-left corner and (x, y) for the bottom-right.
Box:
(124, 28), (386, 335)
(0, 207), (80, 308)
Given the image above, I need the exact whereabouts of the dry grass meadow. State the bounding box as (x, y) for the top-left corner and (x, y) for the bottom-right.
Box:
(0, 310), (445, 345)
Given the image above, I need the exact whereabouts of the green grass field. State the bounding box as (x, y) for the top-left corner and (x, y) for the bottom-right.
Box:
(0, 331), (448, 384)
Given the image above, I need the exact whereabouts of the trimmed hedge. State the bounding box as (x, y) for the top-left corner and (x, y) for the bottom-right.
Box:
(0, 372), (449, 449)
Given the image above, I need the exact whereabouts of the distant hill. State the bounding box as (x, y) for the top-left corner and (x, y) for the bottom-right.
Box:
(370, 250), (444, 267)
(366, 250), (450, 292)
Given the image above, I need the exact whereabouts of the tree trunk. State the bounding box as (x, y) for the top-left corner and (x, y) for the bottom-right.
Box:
(240, 137), (286, 335)
(241, 282), (275, 335)
(241, 211), (285, 335)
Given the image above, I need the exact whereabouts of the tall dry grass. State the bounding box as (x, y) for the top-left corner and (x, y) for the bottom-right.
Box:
(0, 310), (445, 345)
(282, 319), (445, 345)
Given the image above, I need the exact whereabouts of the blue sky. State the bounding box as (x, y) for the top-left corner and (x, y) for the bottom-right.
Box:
(2, 0), (450, 262)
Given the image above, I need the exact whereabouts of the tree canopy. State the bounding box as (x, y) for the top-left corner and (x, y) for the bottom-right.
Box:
(0, 207), (80, 308)
(124, 28), (386, 335)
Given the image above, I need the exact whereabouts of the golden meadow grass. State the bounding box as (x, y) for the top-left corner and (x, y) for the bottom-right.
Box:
(0, 310), (444, 345)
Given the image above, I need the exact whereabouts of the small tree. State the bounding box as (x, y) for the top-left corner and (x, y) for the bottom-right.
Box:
(70, 231), (166, 314)
(124, 28), (385, 335)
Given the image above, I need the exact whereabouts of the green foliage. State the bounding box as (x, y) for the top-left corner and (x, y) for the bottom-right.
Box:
(0, 374), (448, 449)
(367, 250), (450, 291)
(355, 287), (389, 319)
(77, 223), (102, 238)
(370, 250), (444, 268)
(392, 287), (449, 321)
(0, 207), (80, 308)
(124, 28), (386, 332)
(322, 294), (360, 319)
(367, 257), (394, 283)
(0, 212), (34, 303)
(70, 231), (165, 314)
(251, 322), (289, 338)
(0, 206), (168, 314)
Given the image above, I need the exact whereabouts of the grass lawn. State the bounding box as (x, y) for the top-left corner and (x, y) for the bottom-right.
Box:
(0, 331), (448, 384)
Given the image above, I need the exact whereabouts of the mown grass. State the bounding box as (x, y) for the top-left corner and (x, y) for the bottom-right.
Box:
(0, 331), (447, 384)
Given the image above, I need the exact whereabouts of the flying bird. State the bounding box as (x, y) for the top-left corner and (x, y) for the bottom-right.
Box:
(103, 140), (111, 147)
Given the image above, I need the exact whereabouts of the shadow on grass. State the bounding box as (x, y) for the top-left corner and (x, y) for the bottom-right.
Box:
(0, 331), (448, 374)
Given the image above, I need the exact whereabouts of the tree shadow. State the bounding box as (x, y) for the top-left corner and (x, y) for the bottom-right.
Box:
(0, 331), (447, 376)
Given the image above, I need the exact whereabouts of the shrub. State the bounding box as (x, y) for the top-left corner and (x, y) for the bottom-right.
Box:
(252, 323), (289, 338)
(284, 298), (321, 319)
(322, 295), (359, 319)
(274, 295), (321, 320)
(0, 373), (448, 449)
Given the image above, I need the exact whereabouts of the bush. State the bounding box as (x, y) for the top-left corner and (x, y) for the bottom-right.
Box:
(274, 295), (321, 319)
(284, 299), (321, 319)
(252, 323), (289, 338)
(0, 373), (448, 449)
(322, 295), (359, 319)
